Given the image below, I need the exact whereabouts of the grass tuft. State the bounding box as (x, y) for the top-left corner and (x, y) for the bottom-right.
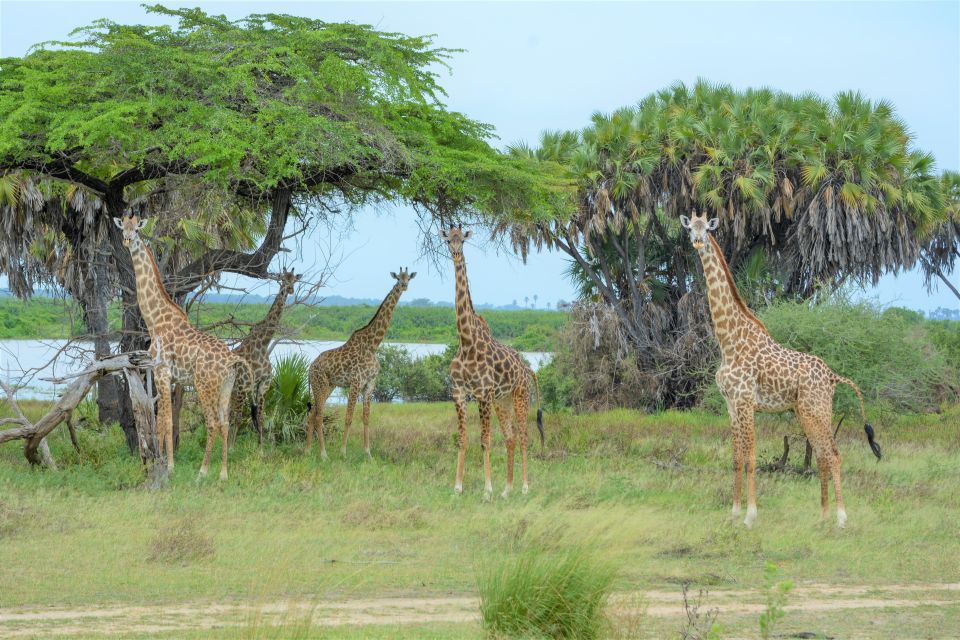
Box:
(477, 541), (617, 639)
(148, 518), (216, 565)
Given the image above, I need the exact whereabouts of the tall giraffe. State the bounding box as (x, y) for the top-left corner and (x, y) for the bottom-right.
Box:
(680, 211), (881, 528)
(230, 269), (299, 445)
(304, 269), (416, 460)
(442, 225), (544, 500)
(114, 215), (252, 480)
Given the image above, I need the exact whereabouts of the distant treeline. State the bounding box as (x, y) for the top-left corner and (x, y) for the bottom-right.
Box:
(0, 297), (565, 351)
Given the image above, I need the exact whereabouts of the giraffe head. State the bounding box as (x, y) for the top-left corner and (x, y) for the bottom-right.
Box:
(440, 224), (472, 260)
(278, 270), (299, 296)
(112, 214), (148, 250)
(679, 211), (719, 251)
(389, 267), (417, 291)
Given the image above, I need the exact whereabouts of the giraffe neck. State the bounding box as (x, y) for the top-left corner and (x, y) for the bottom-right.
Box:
(352, 283), (403, 349)
(452, 252), (480, 347)
(236, 285), (290, 357)
(128, 238), (188, 336)
(697, 235), (767, 360)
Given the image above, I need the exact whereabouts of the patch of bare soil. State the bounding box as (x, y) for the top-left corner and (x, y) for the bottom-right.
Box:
(0, 583), (957, 638)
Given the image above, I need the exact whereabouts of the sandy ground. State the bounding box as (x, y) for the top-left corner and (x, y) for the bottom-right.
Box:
(0, 582), (957, 638)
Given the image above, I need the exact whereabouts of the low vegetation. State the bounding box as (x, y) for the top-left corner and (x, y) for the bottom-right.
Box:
(1, 398), (958, 637)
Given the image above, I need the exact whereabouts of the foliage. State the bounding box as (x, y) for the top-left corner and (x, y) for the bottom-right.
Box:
(758, 562), (793, 640)
(376, 343), (458, 403)
(263, 353), (312, 443)
(536, 359), (577, 412)
(477, 540), (616, 639)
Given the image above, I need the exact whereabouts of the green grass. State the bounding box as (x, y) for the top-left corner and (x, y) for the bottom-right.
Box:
(478, 540), (616, 639)
(0, 297), (565, 350)
(1, 401), (959, 638)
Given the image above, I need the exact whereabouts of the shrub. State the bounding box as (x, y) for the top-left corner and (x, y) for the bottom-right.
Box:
(374, 345), (411, 401)
(478, 544), (616, 639)
(537, 359), (576, 411)
(264, 354), (312, 443)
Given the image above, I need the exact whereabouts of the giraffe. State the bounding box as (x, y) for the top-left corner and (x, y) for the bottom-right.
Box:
(114, 215), (253, 480)
(680, 211), (881, 528)
(304, 268), (416, 460)
(441, 225), (544, 500)
(230, 269), (299, 446)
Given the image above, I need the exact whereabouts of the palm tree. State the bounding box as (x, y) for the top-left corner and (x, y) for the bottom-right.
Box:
(507, 81), (955, 408)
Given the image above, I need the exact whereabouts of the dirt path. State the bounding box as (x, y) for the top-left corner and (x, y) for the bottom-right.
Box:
(1, 583), (957, 638)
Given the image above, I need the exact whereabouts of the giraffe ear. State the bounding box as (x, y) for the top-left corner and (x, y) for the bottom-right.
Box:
(707, 218), (719, 231)
(679, 215), (691, 229)
(137, 219), (148, 231)
(112, 217), (124, 229)
(390, 272), (398, 279)
(463, 230), (472, 239)
(409, 271), (417, 279)
(440, 229), (449, 241)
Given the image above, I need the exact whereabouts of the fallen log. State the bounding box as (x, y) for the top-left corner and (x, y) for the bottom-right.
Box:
(0, 351), (168, 488)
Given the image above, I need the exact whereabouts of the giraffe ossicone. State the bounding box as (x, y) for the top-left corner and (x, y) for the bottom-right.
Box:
(682, 210), (880, 528)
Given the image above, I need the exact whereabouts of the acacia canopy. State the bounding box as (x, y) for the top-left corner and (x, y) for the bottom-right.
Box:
(0, 5), (559, 213)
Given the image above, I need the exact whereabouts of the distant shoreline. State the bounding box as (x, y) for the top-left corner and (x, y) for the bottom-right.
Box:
(0, 297), (566, 351)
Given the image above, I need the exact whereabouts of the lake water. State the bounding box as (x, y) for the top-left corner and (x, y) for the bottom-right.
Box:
(0, 339), (552, 401)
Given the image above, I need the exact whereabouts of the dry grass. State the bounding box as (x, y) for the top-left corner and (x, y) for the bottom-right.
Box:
(148, 518), (216, 565)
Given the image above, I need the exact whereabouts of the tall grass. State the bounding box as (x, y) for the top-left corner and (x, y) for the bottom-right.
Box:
(478, 543), (617, 639)
(263, 353), (312, 443)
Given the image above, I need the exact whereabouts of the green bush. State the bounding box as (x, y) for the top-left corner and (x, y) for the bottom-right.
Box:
(264, 353), (312, 443)
(537, 359), (576, 411)
(374, 345), (411, 402)
(478, 543), (616, 639)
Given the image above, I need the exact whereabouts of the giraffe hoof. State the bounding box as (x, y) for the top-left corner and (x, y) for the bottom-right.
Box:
(320, 450), (329, 462)
(454, 484), (463, 495)
(743, 506), (757, 528)
(522, 484), (529, 495)
(836, 509), (847, 529)
(365, 450), (372, 460)
(483, 490), (492, 502)
(500, 489), (511, 500)
(731, 505), (742, 518)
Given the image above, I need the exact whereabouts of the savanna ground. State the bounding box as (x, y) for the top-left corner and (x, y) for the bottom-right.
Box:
(1, 401), (959, 639)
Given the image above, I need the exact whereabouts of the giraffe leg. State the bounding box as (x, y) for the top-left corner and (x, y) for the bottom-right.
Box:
(155, 366), (174, 471)
(818, 456), (830, 521)
(515, 386), (530, 495)
(217, 369), (236, 481)
(830, 445), (846, 528)
(724, 399), (743, 518)
(196, 384), (219, 479)
(478, 395), (494, 500)
(306, 387), (331, 461)
(494, 399), (514, 499)
(361, 380), (375, 459)
(735, 402), (758, 527)
(452, 387), (468, 494)
(342, 389), (358, 457)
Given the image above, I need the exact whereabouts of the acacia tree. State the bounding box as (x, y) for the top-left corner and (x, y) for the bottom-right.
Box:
(509, 81), (955, 408)
(0, 6), (560, 444)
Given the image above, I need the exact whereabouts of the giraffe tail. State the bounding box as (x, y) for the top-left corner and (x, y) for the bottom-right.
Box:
(835, 374), (881, 461)
(531, 371), (544, 449)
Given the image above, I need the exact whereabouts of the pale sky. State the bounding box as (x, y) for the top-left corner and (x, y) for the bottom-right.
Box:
(1, 1), (958, 311)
